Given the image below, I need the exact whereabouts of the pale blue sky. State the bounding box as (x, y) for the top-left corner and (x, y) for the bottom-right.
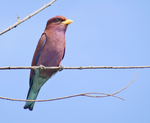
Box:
(0, 0), (150, 123)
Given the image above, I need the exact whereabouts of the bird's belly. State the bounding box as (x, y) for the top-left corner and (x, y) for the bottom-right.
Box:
(37, 49), (63, 77)
(38, 50), (63, 66)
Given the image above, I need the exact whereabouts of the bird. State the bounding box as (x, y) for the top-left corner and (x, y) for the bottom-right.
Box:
(24, 15), (73, 111)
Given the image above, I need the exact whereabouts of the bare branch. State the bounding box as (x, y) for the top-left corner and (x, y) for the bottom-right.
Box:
(0, 0), (56, 35)
(0, 65), (149, 70)
(111, 72), (137, 95)
(0, 72), (137, 102)
(0, 93), (124, 102)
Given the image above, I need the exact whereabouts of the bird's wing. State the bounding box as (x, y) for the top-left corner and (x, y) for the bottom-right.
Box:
(29, 33), (47, 85)
(62, 48), (66, 60)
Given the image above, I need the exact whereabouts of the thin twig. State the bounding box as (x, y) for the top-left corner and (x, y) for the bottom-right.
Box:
(0, 93), (123, 102)
(111, 72), (137, 95)
(0, 72), (137, 102)
(0, 65), (150, 70)
(0, 0), (56, 35)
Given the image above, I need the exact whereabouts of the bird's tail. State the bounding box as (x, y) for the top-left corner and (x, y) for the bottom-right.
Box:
(24, 69), (50, 111)
(24, 86), (40, 111)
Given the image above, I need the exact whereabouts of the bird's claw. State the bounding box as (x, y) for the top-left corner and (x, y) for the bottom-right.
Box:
(39, 65), (45, 70)
(59, 65), (64, 72)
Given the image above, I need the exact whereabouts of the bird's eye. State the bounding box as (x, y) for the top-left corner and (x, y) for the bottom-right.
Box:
(53, 18), (60, 23)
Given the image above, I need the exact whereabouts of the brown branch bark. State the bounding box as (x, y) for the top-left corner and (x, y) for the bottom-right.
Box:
(0, 65), (149, 70)
(0, 0), (56, 35)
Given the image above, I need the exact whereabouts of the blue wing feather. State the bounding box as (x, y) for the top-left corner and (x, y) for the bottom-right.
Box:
(35, 34), (47, 65)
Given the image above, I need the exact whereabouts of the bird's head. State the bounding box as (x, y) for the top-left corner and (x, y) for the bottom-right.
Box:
(45, 15), (73, 33)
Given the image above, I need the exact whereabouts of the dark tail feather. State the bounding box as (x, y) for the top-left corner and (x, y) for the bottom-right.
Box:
(24, 101), (35, 111)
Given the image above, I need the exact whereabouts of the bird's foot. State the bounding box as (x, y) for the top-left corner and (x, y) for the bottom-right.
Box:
(59, 65), (64, 72)
(39, 65), (45, 70)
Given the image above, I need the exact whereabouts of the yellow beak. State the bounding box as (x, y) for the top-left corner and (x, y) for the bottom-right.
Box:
(62, 19), (73, 25)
